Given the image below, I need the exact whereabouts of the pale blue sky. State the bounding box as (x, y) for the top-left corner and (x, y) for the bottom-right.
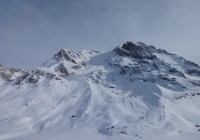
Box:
(0, 0), (200, 69)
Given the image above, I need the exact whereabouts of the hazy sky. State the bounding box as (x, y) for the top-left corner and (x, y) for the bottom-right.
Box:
(0, 0), (200, 70)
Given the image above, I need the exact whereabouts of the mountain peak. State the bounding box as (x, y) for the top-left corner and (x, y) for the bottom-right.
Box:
(114, 41), (157, 60)
(53, 49), (77, 64)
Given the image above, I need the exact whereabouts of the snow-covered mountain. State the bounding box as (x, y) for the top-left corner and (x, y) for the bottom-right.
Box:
(1, 41), (200, 140)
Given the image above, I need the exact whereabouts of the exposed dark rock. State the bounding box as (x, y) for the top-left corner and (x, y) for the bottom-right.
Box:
(157, 49), (170, 54)
(72, 65), (82, 70)
(169, 67), (178, 73)
(14, 69), (59, 85)
(9, 68), (22, 73)
(191, 81), (200, 86)
(146, 45), (157, 53)
(169, 67), (185, 78)
(120, 67), (129, 75)
(15, 72), (30, 85)
(131, 66), (142, 74)
(152, 63), (159, 70)
(54, 49), (77, 64)
(114, 41), (157, 60)
(159, 76), (170, 81)
(185, 60), (199, 68)
(0, 66), (19, 81)
(176, 92), (200, 100)
(114, 47), (131, 57)
(120, 127), (128, 135)
(140, 60), (150, 64)
(187, 69), (200, 76)
(55, 77), (61, 80)
(122, 41), (138, 51)
(120, 65), (142, 75)
(111, 126), (115, 129)
(1, 73), (11, 81)
(47, 73), (56, 79)
(60, 64), (69, 75)
(27, 76), (38, 84)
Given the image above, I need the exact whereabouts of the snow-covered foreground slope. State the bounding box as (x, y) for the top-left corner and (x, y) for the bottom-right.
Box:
(1, 42), (200, 140)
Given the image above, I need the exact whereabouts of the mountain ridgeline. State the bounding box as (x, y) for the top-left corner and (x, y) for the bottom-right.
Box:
(9, 41), (200, 91)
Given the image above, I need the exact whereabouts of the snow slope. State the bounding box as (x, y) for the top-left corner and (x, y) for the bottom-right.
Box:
(1, 41), (200, 140)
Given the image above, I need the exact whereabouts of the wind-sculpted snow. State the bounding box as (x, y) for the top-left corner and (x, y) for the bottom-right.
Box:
(1, 41), (200, 140)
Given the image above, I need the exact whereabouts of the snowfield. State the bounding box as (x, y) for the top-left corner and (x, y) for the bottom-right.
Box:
(1, 41), (200, 140)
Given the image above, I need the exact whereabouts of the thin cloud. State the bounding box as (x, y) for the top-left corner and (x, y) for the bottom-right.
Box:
(0, 0), (199, 69)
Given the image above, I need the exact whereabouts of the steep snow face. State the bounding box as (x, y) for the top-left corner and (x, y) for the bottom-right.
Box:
(1, 42), (200, 140)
